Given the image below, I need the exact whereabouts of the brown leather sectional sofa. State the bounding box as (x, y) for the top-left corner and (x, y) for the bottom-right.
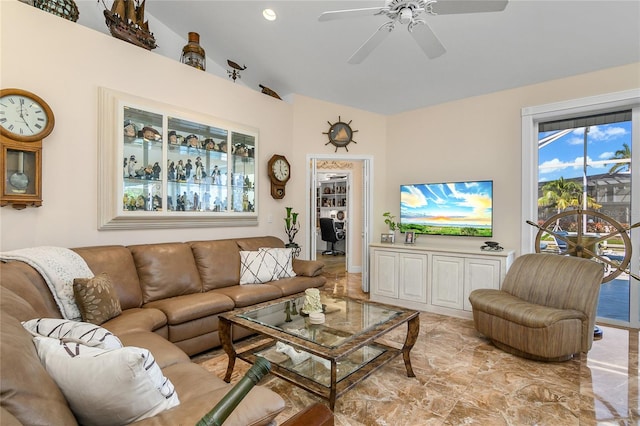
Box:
(0, 236), (327, 426)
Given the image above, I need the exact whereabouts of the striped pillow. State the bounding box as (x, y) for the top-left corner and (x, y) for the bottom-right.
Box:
(22, 318), (122, 350)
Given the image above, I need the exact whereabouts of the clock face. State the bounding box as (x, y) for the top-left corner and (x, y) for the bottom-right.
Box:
(0, 89), (54, 142)
(271, 158), (290, 181)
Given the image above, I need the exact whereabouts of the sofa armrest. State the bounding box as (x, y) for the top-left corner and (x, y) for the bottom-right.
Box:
(292, 259), (324, 277)
(280, 403), (334, 426)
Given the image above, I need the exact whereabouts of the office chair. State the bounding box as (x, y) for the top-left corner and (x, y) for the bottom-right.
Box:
(319, 218), (345, 256)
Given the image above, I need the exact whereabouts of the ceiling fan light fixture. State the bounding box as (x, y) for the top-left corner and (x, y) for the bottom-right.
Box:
(262, 8), (277, 21)
(399, 8), (413, 24)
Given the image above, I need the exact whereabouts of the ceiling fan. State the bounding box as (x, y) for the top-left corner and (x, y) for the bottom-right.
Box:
(319, 0), (508, 64)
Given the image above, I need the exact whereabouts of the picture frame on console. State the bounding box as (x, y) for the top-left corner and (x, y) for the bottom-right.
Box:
(404, 231), (415, 244)
(381, 233), (395, 243)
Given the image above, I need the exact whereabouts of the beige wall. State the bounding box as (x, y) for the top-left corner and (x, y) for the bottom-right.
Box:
(1, 2), (638, 259)
(386, 62), (640, 253)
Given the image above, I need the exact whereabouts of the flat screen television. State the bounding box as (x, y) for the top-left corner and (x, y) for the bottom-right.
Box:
(399, 180), (493, 237)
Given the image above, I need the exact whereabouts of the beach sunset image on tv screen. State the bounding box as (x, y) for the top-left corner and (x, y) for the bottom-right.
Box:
(399, 180), (493, 237)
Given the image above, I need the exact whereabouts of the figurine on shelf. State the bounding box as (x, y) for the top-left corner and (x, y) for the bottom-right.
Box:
(212, 165), (221, 185)
(177, 192), (186, 211)
(193, 192), (200, 211)
(195, 157), (204, 181)
(185, 159), (193, 179)
(176, 160), (186, 181)
(142, 126), (160, 141)
(127, 155), (137, 178)
(152, 195), (162, 211)
(186, 134), (200, 151)
(135, 195), (146, 210)
(123, 157), (128, 177)
(204, 138), (217, 151)
(168, 131), (179, 145)
(168, 160), (175, 180)
(203, 191), (211, 210)
(152, 162), (161, 180)
(219, 142), (227, 153)
(143, 164), (153, 180)
(242, 191), (249, 212)
(124, 120), (137, 137)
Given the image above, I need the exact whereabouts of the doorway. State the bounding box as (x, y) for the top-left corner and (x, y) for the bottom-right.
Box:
(306, 154), (374, 292)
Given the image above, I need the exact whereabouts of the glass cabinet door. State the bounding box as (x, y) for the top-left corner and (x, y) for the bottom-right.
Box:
(167, 116), (229, 213)
(98, 87), (259, 230)
(122, 107), (163, 212)
(230, 132), (256, 213)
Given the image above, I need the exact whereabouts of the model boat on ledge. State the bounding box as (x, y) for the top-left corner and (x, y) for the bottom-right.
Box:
(101, 0), (157, 50)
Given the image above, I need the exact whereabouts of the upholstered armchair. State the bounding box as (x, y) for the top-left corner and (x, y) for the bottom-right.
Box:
(468, 253), (604, 361)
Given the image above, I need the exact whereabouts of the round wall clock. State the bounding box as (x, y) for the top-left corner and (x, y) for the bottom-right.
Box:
(267, 154), (290, 199)
(0, 88), (55, 142)
(323, 116), (358, 152)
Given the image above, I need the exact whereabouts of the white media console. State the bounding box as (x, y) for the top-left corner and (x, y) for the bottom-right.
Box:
(370, 242), (516, 319)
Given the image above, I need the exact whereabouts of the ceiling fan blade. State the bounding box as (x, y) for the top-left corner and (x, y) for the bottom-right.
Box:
(432, 0), (508, 15)
(319, 7), (386, 22)
(348, 23), (394, 64)
(410, 21), (446, 59)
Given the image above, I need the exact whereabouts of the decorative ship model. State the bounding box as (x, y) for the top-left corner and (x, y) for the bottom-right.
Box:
(101, 0), (157, 50)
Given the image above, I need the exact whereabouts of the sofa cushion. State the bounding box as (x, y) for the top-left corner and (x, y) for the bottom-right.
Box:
(117, 330), (190, 368)
(213, 284), (283, 308)
(101, 307), (167, 335)
(144, 292), (235, 324)
(73, 273), (122, 325)
(34, 336), (180, 426)
(73, 245), (143, 310)
(132, 362), (285, 426)
(129, 243), (203, 303)
(269, 275), (326, 297)
(22, 318), (123, 350)
(240, 250), (279, 284)
(189, 239), (241, 290)
(0, 312), (78, 426)
(237, 236), (285, 251)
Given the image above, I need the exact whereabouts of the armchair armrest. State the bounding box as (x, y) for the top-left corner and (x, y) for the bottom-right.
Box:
(280, 403), (334, 426)
(292, 259), (325, 277)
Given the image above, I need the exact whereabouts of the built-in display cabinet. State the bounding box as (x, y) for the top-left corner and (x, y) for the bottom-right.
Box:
(98, 87), (258, 230)
(370, 243), (515, 318)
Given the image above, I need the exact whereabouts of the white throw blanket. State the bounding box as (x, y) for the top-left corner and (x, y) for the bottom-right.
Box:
(0, 246), (94, 320)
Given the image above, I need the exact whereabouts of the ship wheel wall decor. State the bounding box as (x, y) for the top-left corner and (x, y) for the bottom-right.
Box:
(527, 208), (639, 283)
(323, 116), (358, 152)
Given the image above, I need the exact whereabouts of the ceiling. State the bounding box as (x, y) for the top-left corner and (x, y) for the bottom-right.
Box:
(81, 1), (640, 115)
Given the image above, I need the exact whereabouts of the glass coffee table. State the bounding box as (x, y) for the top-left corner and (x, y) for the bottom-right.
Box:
(219, 292), (420, 410)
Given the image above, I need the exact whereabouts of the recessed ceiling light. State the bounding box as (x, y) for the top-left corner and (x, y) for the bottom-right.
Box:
(263, 8), (277, 21)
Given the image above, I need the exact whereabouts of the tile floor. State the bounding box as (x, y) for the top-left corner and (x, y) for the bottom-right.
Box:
(195, 272), (639, 425)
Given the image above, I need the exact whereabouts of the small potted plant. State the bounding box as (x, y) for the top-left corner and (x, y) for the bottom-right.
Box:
(284, 207), (299, 248)
(382, 212), (398, 243)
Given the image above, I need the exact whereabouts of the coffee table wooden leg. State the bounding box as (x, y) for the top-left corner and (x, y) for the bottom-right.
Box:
(402, 315), (420, 377)
(219, 317), (236, 383)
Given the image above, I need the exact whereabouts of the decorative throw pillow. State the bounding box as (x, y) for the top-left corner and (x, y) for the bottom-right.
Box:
(259, 247), (296, 279)
(33, 336), (179, 426)
(239, 250), (277, 284)
(22, 318), (122, 350)
(73, 273), (122, 325)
